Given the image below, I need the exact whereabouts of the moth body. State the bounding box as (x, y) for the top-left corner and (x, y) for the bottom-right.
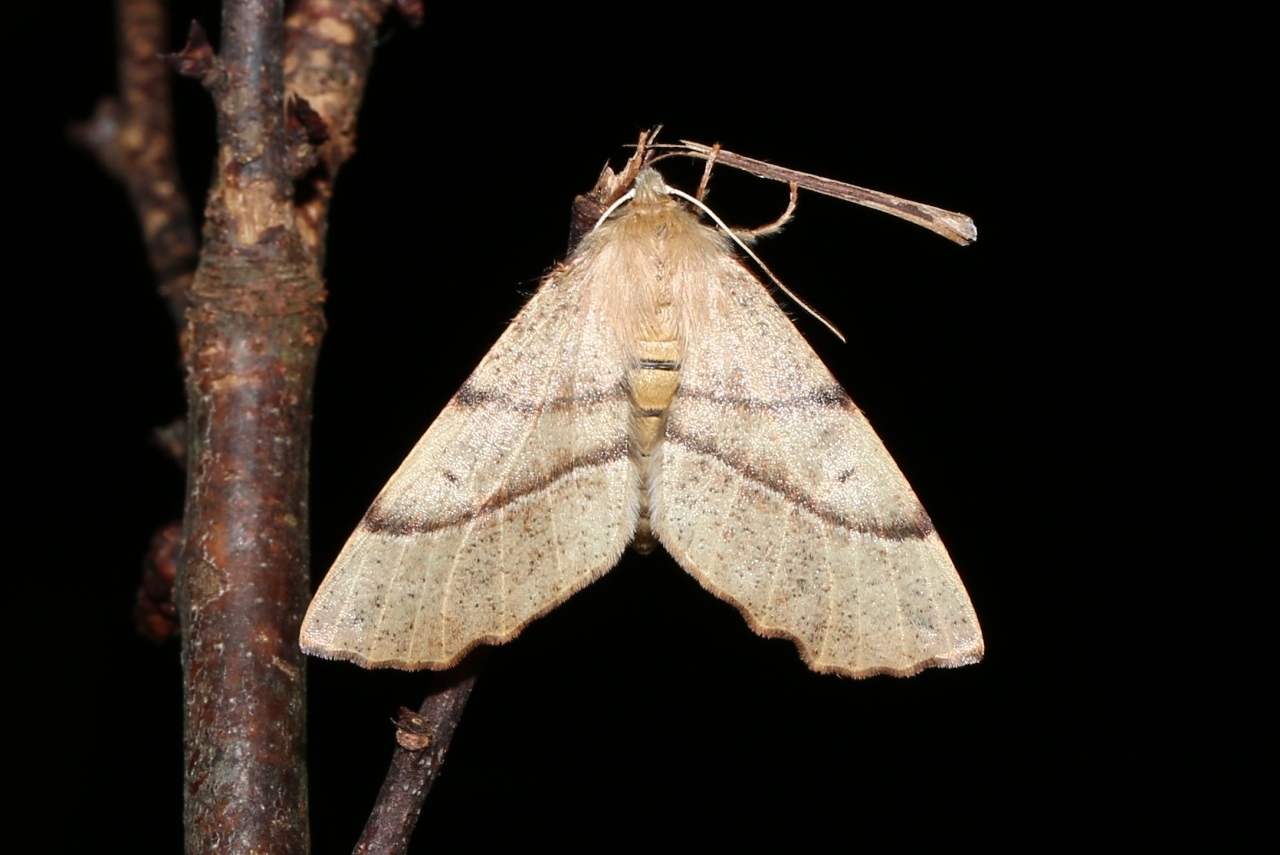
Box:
(604, 168), (711, 553)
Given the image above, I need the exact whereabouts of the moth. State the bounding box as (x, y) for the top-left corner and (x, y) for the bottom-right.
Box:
(302, 136), (983, 677)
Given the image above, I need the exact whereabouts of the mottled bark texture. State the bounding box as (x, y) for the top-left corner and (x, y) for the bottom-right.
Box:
(177, 0), (320, 850)
(79, 0), (413, 850)
(355, 652), (488, 855)
(175, 1), (408, 851)
(285, 0), (397, 266)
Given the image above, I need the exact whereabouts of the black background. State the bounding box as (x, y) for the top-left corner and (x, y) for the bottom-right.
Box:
(12, 5), (1264, 851)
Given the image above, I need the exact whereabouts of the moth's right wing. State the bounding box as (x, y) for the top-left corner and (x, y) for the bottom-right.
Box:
(654, 261), (983, 677)
(301, 259), (638, 669)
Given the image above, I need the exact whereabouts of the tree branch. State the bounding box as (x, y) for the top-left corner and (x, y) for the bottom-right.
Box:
(177, 1), (320, 851)
(285, 0), (399, 266)
(70, 0), (197, 322)
(175, 2), (414, 851)
(354, 651), (488, 855)
(80, 1), (420, 849)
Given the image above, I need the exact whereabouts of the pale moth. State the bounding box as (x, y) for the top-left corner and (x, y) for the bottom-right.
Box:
(301, 137), (983, 677)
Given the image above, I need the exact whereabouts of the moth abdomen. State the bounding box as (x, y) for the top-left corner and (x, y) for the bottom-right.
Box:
(627, 338), (682, 555)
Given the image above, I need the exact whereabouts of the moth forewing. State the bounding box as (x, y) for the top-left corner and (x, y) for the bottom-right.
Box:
(301, 144), (983, 677)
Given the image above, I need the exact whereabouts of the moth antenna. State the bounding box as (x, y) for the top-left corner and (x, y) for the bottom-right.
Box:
(735, 181), (799, 241)
(653, 141), (797, 241)
(663, 184), (847, 343)
(593, 188), (637, 230)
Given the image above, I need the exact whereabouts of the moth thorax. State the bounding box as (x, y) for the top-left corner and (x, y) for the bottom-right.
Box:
(632, 167), (668, 204)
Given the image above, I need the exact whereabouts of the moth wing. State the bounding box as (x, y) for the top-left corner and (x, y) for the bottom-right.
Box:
(654, 262), (983, 677)
(302, 260), (637, 669)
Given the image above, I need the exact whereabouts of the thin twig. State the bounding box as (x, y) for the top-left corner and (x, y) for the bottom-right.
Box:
(355, 651), (489, 855)
(678, 141), (978, 245)
(284, 0), (403, 266)
(70, 0), (197, 322)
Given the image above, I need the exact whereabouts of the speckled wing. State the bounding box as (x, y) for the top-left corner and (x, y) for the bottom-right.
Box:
(653, 260), (983, 677)
(301, 257), (638, 669)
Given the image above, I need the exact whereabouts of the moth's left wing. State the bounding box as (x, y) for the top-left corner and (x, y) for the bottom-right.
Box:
(302, 258), (638, 669)
(653, 262), (983, 677)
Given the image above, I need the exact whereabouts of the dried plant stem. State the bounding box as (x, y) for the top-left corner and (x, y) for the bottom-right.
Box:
(678, 141), (978, 245)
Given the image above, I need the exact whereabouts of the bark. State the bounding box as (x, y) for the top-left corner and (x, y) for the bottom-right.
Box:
(80, 2), (415, 850)
(71, 0), (197, 322)
(285, 0), (399, 266)
(176, 2), (406, 851)
(176, 1), (321, 851)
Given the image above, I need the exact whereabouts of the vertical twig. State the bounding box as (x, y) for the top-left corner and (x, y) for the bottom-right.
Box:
(177, 0), (321, 851)
(285, 0), (407, 265)
(176, 2), (412, 851)
(79, 1), (420, 850)
(71, 0), (197, 321)
(354, 651), (488, 855)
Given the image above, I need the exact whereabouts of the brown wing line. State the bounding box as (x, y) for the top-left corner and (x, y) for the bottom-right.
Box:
(663, 424), (934, 541)
(454, 381), (628, 412)
(362, 438), (631, 536)
(453, 382), (845, 414)
(673, 383), (853, 411)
